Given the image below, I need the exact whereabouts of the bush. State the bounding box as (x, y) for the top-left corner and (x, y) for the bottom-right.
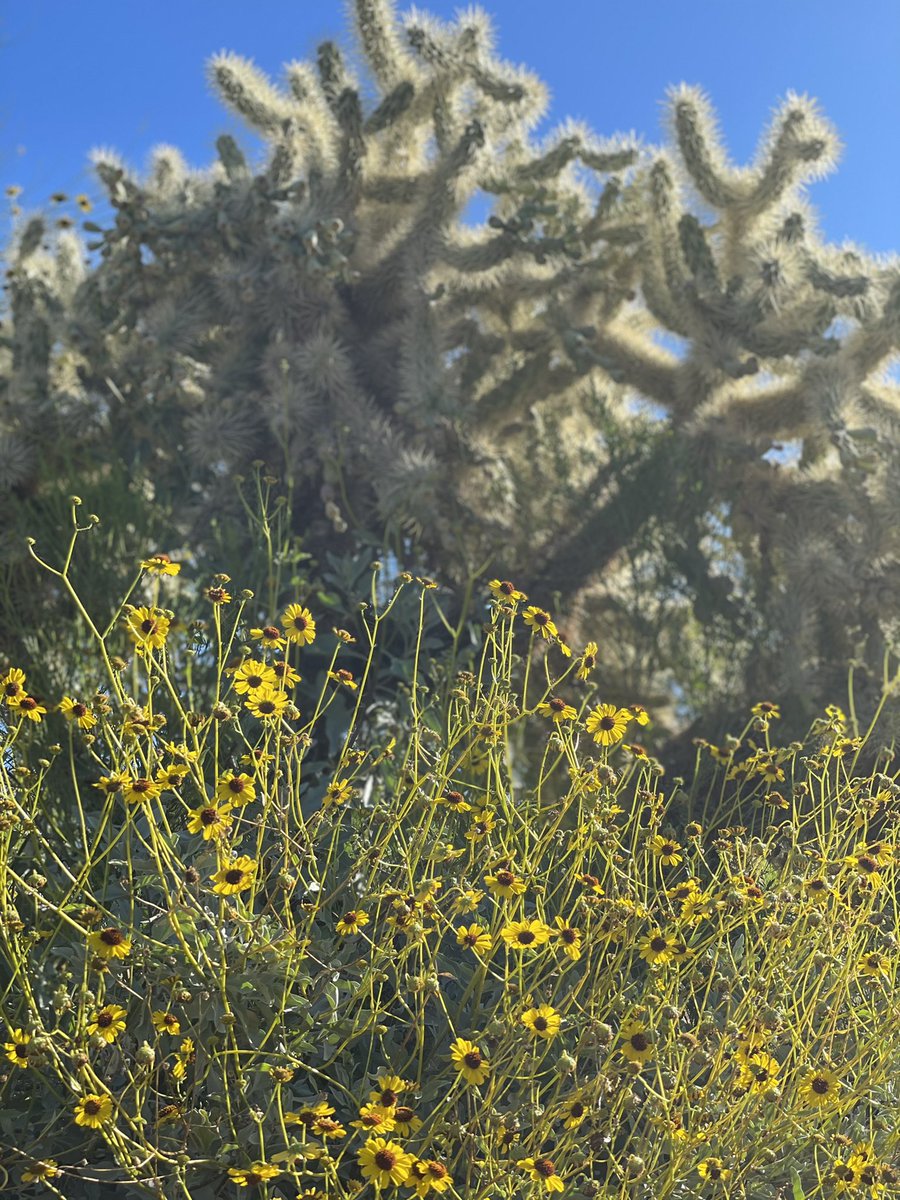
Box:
(1, 505), (899, 1200)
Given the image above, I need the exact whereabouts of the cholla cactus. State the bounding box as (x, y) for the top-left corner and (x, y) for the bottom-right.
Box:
(1, 1), (899, 739)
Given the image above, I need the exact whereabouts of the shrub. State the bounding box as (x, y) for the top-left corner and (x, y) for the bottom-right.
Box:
(1, 506), (899, 1200)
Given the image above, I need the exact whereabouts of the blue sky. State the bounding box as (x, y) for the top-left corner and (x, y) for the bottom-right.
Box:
(1, 0), (898, 254)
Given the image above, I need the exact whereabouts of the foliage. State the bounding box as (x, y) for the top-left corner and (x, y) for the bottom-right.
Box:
(2, 505), (900, 1200)
(2, 1), (900, 740)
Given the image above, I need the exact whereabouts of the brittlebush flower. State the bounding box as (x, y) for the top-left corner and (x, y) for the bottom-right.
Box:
(358, 1137), (414, 1189)
(215, 771), (256, 805)
(141, 553), (180, 576)
(619, 1020), (655, 1064)
(21, 1160), (60, 1183)
(501, 918), (551, 951)
(536, 696), (577, 723)
(352, 1103), (397, 1133)
(456, 924), (492, 954)
(391, 1106), (423, 1137)
(647, 834), (683, 866)
(488, 579), (527, 603)
(156, 762), (191, 790)
(171, 1037), (195, 1080)
(857, 951), (890, 977)
(450, 1037), (490, 1085)
(244, 687), (288, 721)
(232, 660), (277, 694)
(522, 1004), (561, 1040)
(211, 856), (257, 895)
(409, 1159), (453, 1196)
(328, 668), (358, 690)
(4, 1028), (31, 1068)
(323, 779), (354, 808)
(271, 659), (300, 688)
(576, 641), (598, 681)
(250, 624), (285, 650)
(58, 695), (97, 730)
(87, 1004), (127, 1044)
(559, 1095), (588, 1129)
(13, 695), (46, 722)
(638, 928), (677, 966)
(369, 1074), (411, 1106)
(73, 1092), (113, 1128)
(739, 1052), (780, 1094)
(88, 928), (131, 959)
(281, 603), (316, 646)
(521, 1157), (565, 1193)
(152, 1011), (181, 1036)
(336, 910), (369, 937)
(126, 606), (170, 650)
(585, 703), (630, 745)
(697, 1158), (731, 1184)
(187, 802), (234, 840)
(800, 1068), (842, 1107)
(1, 667), (27, 703)
(124, 776), (163, 805)
(285, 1100), (335, 1128)
(228, 1163), (281, 1187)
(484, 868), (527, 899)
(523, 606), (558, 640)
(553, 917), (582, 961)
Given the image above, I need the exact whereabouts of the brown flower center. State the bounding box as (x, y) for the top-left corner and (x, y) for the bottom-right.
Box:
(374, 1150), (397, 1171)
(224, 868), (244, 885)
(498, 581), (515, 595)
(97, 1012), (113, 1028)
(394, 1105), (414, 1121)
(100, 928), (124, 946)
(630, 1032), (649, 1052)
(463, 1051), (482, 1069)
(246, 673), (263, 688)
(560, 928), (576, 943)
(570, 1102), (585, 1118)
(811, 1076), (829, 1094)
(533, 612), (549, 626)
(83, 1099), (102, 1115)
(228, 778), (247, 793)
(549, 698), (566, 711)
(200, 808), (219, 825)
(14, 1044), (27, 1058)
(516, 930), (536, 945)
(598, 715), (616, 730)
(650, 936), (668, 953)
(140, 619), (157, 635)
(257, 700), (276, 715)
(533, 1016), (549, 1031)
(132, 778), (152, 793)
(535, 1159), (556, 1178)
(20, 697), (37, 711)
(496, 870), (515, 887)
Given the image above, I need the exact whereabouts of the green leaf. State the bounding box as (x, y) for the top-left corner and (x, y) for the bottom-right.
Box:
(790, 1166), (805, 1200)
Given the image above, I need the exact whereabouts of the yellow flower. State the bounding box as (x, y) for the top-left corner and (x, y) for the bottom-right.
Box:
(187, 802), (234, 840)
(751, 700), (781, 720)
(271, 659), (300, 688)
(232, 659), (277, 694)
(523, 606), (558, 640)
(697, 1158), (731, 1183)
(501, 918), (551, 951)
(521, 1156), (565, 1193)
(456, 924), (492, 954)
(228, 1163), (281, 1187)
(151, 1011), (181, 1036)
(313, 1115), (347, 1139)
(244, 686), (289, 721)
(559, 1095), (589, 1129)
(450, 1037), (490, 1085)
(211, 856), (257, 895)
(13, 694), (46, 722)
(536, 696), (577, 723)
(336, 910), (369, 937)
(87, 1004), (127, 1044)
(281, 603), (316, 646)
(123, 776), (163, 804)
(352, 1103), (397, 1133)
(156, 762), (191, 790)
(466, 809), (496, 840)
(553, 917), (582, 961)
(484, 868), (528, 899)
(391, 1105), (423, 1138)
(799, 1068), (842, 1108)
(285, 1100), (335, 1128)
(328, 668), (358, 690)
(215, 771), (257, 805)
(21, 1160), (60, 1183)
(58, 695), (98, 730)
(323, 778), (354, 808)
(585, 703), (630, 745)
(576, 642), (598, 681)
(857, 951), (890, 977)
(521, 1004), (561, 1040)
(204, 584), (231, 605)
(0, 667), (27, 704)
(619, 1020), (655, 1064)
(738, 1052), (780, 1094)
(628, 703), (650, 725)
(125, 606), (171, 650)
(88, 928), (131, 959)
(358, 1137), (414, 1188)
(4, 1028), (31, 1068)
(408, 1159), (453, 1196)
(171, 1037), (195, 1080)
(801, 877), (832, 905)
(140, 553), (180, 576)
(73, 1092), (113, 1128)
(368, 1074), (412, 1105)
(488, 578), (527, 602)
(647, 834), (683, 866)
(250, 624), (286, 650)
(637, 928), (677, 966)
